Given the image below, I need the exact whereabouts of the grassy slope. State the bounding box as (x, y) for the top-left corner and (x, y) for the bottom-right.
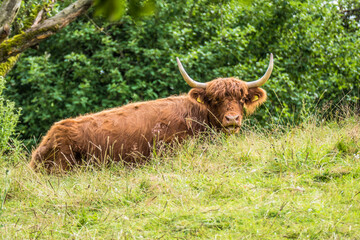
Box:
(1, 117), (360, 239)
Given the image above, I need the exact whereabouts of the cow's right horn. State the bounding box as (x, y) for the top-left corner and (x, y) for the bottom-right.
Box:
(246, 53), (274, 88)
(176, 57), (207, 88)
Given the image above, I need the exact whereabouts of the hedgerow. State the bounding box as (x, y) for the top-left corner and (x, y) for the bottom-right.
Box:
(4, 0), (360, 144)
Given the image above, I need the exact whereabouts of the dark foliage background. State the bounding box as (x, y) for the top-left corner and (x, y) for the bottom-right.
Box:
(4, 0), (360, 146)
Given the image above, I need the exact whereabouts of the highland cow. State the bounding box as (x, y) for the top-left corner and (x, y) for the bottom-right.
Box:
(30, 54), (274, 172)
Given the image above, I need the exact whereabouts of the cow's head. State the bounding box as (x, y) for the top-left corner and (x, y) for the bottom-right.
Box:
(177, 54), (273, 133)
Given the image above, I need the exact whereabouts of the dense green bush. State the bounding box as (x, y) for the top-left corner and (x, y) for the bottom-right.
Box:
(5, 0), (360, 145)
(0, 76), (20, 155)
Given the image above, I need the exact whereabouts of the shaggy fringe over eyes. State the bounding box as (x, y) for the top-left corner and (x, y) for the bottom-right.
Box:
(204, 78), (267, 115)
(205, 78), (248, 101)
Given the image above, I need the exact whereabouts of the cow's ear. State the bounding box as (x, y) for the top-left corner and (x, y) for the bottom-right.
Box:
(244, 87), (267, 115)
(189, 88), (207, 105)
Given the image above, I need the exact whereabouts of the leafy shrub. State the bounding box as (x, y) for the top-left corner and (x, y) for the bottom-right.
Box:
(0, 76), (20, 155)
(4, 0), (360, 145)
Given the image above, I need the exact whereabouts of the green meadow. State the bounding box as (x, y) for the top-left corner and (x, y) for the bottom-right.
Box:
(1, 113), (360, 239)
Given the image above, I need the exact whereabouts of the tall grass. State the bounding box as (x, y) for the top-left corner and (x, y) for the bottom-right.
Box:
(0, 108), (360, 239)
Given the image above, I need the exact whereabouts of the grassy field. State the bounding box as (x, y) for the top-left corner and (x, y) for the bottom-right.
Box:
(1, 115), (360, 239)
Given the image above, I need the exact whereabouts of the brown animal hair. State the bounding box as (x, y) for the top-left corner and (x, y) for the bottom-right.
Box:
(188, 77), (267, 129)
(189, 77), (267, 112)
(30, 54), (273, 173)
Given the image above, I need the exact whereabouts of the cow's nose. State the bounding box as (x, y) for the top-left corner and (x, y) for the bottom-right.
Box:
(224, 114), (240, 125)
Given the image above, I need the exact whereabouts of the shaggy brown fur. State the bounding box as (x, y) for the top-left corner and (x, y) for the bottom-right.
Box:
(30, 77), (267, 172)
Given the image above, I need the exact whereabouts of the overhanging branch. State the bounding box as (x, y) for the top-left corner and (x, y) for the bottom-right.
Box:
(0, 0), (93, 63)
(0, 0), (22, 44)
(0, 24), (10, 43)
(0, 0), (22, 27)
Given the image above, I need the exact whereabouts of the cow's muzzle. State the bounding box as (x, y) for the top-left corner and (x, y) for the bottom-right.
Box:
(223, 126), (240, 134)
(222, 114), (241, 134)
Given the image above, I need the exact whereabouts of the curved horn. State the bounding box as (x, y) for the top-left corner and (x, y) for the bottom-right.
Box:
(246, 53), (274, 88)
(176, 57), (207, 88)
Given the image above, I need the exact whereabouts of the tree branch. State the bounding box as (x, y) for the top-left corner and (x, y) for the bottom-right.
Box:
(0, 0), (22, 27)
(0, 0), (93, 64)
(0, 24), (10, 43)
(31, 9), (45, 28)
(0, 0), (22, 44)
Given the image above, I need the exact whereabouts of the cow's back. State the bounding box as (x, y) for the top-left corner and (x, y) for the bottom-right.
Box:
(30, 95), (208, 171)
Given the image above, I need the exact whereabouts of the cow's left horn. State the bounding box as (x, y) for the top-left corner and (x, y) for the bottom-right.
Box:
(176, 57), (207, 88)
(246, 53), (274, 88)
